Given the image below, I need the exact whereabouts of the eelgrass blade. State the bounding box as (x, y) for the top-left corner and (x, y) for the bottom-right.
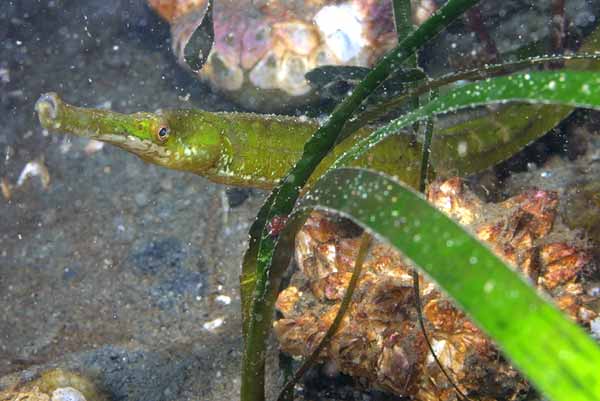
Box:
(337, 21), (600, 152)
(392, 0), (420, 133)
(292, 167), (600, 401)
(343, 19), (600, 136)
(344, 52), (600, 135)
(276, 232), (372, 401)
(333, 70), (600, 176)
(393, 0), (413, 41)
(240, 2), (481, 400)
(415, 89), (470, 401)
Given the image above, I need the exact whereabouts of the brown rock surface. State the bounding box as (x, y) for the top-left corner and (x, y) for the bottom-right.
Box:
(275, 178), (599, 401)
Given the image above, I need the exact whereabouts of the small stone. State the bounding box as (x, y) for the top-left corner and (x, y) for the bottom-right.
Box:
(134, 192), (149, 207)
(51, 387), (87, 401)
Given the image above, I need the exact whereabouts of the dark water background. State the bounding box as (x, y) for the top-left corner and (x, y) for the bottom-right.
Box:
(1, 1), (600, 401)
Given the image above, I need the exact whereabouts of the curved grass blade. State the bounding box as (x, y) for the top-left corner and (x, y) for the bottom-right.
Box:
(393, 0), (413, 41)
(341, 23), (600, 143)
(275, 232), (372, 401)
(393, 4), (467, 398)
(392, 0), (422, 134)
(334, 70), (600, 176)
(415, 90), (469, 401)
(240, 2), (481, 400)
(344, 52), (600, 136)
(291, 167), (600, 401)
(306, 66), (426, 111)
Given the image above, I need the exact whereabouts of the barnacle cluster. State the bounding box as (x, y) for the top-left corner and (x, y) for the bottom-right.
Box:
(147, 0), (397, 109)
(274, 178), (599, 400)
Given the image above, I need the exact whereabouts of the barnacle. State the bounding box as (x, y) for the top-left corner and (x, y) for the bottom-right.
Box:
(274, 178), (598, 400)
(147, 0), (397, 110)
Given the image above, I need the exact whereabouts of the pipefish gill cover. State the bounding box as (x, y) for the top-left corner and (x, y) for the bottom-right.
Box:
(4, 1), (600, 401)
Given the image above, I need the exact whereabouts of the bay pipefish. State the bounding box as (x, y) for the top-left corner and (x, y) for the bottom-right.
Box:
(35, 92), (568, 190)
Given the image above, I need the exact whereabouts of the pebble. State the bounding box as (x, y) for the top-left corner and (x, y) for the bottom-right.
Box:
(51, 387), (86, 401)
(134, 191), (149, 207)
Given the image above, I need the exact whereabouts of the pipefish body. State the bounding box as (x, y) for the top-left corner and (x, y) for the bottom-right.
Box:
(35, 93), (427, 189)
(35, 92), (568, 190)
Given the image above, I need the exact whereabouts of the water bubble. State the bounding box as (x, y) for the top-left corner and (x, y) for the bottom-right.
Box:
(581, 83), (591, 95)
(469, 256), (478, 265)
(483, 280), (495, 293)
(457, 141), (468, 157)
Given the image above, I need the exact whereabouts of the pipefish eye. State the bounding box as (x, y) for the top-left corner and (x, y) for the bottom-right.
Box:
(157, 125), (170, 142)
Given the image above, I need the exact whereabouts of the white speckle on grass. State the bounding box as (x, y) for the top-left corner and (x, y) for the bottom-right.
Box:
(457, 141), (468, 157)
(582, 83), (591, 95)
(483, 280), (495, 294)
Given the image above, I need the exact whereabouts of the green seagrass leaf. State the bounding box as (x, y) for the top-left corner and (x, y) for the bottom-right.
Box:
(291, 167), (600, 401)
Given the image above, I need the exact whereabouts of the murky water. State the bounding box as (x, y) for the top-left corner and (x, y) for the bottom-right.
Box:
(1, 1), (600, 401)
(0, 2), (253, 400)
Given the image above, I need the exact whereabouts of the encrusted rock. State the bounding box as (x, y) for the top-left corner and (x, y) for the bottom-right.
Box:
(274, 178), (598, 401)
(147, 0), (397, 110)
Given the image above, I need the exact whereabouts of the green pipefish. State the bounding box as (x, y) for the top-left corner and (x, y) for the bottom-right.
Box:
(35, 92), (571, 190)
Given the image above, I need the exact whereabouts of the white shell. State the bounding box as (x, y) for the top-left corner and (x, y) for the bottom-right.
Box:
(51, 387), (87, 401)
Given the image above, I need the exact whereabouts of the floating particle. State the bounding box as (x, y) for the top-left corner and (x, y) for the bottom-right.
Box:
(17, 159), (50, 189)
(84, 140), (105, 155)
(202, 317), (224, 331)
(1, 177), (12, 200)
(0, 67), (10, 83)
(215, 294), (232, 305)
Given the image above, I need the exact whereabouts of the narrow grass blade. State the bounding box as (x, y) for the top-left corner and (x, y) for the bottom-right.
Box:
(240, 2), (481, 400)
(345, 52), (600, 135)
(333, 70), (600, 176)
(276, 232), (372, 401)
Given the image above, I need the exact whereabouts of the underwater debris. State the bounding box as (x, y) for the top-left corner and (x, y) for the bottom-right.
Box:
(1, 177), (12, 200)
(16, 159), (50, 190)
(0, 67), (10, 84)
(83, 140), (104, 155)
(274, 178), (598, 401)
(506, 130), (600, 245)
(203, 317), (225, 331)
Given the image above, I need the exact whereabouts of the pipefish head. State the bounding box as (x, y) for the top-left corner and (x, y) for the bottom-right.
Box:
(35, 92), (224, 173)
